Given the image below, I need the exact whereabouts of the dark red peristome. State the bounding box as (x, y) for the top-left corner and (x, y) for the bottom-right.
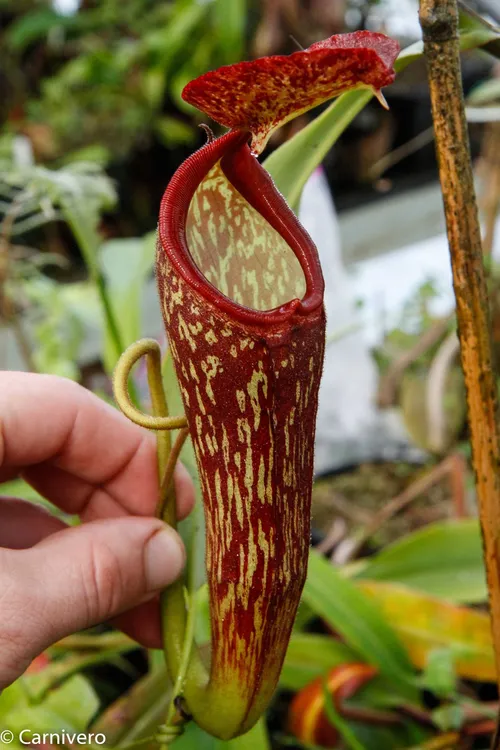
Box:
(156, 129), (325, 733)
(182, 31), (400, 153)
(159, 129), (323, 323)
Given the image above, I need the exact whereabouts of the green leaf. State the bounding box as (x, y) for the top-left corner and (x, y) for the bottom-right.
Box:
(431, 704), (465, 733)
(322, 681), (364, 750)
(4, 707), (77, 738)
(170, 37), (214, 115)
(264, 89), (372, 212)
(43, 674), (100, 729)
(60, 145), (111, 167)
(144, 0), (209, 67)
(264, 24), (500, 211)
(1, 675), (99, 738)
(5, 9), (76, 50)
(281, 634), (356, 691)
(0, 478), (48, 505)
(0, 679), (27, 715)
(421, 649), (457, 700)
(293, 600), (315, 631)
(59, 281), (101, 332)
(350, 724), (429, 750)
(219, 718), (271, 750)
(193, 583), (211, 646)
(143, 67), (167, 108)
(213, 0), (246, 65)
(173, 722), (217, 750)
(459, 5), (500, 59)
(155, 116), (196, 147)
(99, 234), (156, 368)
(468, 77), (500, 105)
(354, 520), (486, 603)
(173, 717), (270, 750)
(303, 551), (418, 701)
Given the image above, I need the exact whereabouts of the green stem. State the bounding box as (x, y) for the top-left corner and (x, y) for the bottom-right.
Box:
(113, 340), (209, 744)
(146, 343), (172, 481)
(321, 681), (364, 750)
(92, 666), (170, 747)
(61, 204), (123, 356)
(61, 200), (141, 403)
(117, 738), (157, 750)
(51, 632), (136, 652)
(25, 646), (135, 703)
(158, 428), (189, 522)
(159, 508), (198, 738)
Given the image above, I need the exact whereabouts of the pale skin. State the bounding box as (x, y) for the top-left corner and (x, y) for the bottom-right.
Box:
(0, 372), (194, 689)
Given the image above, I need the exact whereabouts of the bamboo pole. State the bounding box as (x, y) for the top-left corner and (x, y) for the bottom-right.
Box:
(419, 0), (500, 700)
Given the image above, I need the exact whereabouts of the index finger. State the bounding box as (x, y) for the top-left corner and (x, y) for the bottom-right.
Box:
(0, 372), (194, 520)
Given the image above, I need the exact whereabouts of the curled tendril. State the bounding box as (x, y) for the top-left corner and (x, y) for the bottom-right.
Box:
(156, 722), (184, 746)
(113, 338), (187, 432)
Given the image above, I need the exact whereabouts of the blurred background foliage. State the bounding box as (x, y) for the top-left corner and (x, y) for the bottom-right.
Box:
(1, 0), (249, 235)
(0, 0), (384, 233)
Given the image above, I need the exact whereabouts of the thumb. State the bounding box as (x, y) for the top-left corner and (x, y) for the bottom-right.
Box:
(0, 517), (185, 687)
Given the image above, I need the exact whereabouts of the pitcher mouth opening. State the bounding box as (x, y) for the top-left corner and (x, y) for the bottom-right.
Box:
(158, 129), (324, 328)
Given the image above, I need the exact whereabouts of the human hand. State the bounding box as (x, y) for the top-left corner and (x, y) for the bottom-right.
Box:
(0, 372), (194, 689)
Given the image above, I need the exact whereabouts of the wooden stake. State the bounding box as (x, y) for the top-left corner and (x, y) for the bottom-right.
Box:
(419, 0), (500, 702)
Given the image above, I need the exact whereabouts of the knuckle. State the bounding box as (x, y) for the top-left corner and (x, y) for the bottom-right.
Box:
(80, 539), (128, 623)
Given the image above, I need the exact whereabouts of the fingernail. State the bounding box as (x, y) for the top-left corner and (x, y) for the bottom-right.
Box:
(144, 526), (185, 591)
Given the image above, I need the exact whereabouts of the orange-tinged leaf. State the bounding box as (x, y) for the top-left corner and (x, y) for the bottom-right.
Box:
(288, 663), (377, 748)
(407, 734), (460, 750)
(358, 581), (495, 682)
(182, 31), (399, 153)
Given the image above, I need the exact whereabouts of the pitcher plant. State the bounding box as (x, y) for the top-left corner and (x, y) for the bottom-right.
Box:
(113, 30), (399, 743)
